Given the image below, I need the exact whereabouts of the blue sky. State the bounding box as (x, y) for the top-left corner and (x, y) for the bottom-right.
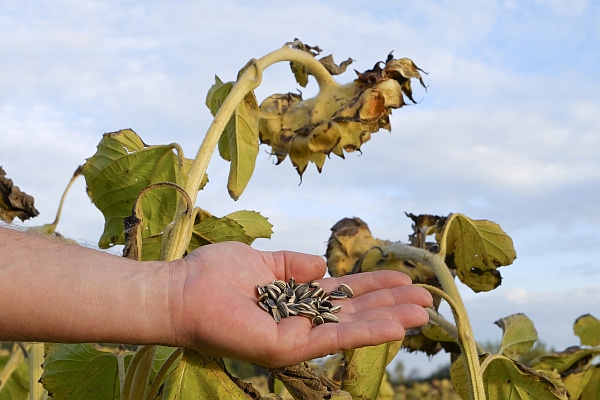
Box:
(1, 0), (599, 375)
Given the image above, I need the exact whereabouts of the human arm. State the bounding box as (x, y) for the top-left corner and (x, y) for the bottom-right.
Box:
(0, 226), (432, 368)
(0, 226), (172, 346)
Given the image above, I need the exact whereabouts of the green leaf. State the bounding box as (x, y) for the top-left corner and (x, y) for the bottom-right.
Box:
(0, 353), (29, 400)
(449, 353), (483, 399)
(188, 209), (271, 252)
(41, 344), (127, 400)
(82, 129), (196, 250)
(342, 343), (390, 399)
(226, 90), (259, 200)
(574, 314), (600, 346)
(578, 365), (600, 400)
(563, 364), (598, 400)
(451, 354), (568, 400)
(189, 214), (252, 251)
(421, 324), (458, 344)
(151, 346), (181, 379)
(205, 75), (234, 161)
(161, 350), (247, 399)
(440, 213), (517, 292)
(495, 313), (538, 360)
(205, 76), (234, 117)
(529, 347), (600, 375)
(483, 355), (568, 399)
(225, 210), (272, 240)
(205, 75), (260, 199)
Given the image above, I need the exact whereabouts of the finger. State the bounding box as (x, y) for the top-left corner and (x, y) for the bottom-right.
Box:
(259, 302), (429, 367)
(301, 319), (407, 361)
(338, 303), (430, 329)
(318, 270), (413, 296)
(269, 251), (327, 282)
(339, 285), (433, 313)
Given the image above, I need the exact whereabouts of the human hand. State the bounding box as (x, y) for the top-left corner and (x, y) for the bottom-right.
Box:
(167, 241), (432, 368)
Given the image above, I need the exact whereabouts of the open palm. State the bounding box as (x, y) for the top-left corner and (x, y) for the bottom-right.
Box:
(169, 241), (433, 368)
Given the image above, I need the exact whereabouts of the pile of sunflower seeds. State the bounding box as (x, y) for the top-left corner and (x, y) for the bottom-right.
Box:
(257, 278), (354, 327)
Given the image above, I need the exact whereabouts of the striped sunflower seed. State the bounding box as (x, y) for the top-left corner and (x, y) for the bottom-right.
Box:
(256, 278), (353, 326)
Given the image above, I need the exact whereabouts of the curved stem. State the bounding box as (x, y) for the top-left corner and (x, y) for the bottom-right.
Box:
(384, 243), (486, 400)
(427, 309), (486, 355)
(163, 46), (338, 261)
(145, 347), (183, 400)
(122, 345), (156, 400)
(48, 165), (83, 233)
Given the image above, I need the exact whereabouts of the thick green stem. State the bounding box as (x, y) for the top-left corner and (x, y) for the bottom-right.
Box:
(130, 45), (340, 400)
(146, 347), (183, 400)
(384, 243), (486, 400)
(163, 45), (338, 261)
(122, 345), (156, 400)
(427, 309), (486, 355)
(28, 342), (47, 400)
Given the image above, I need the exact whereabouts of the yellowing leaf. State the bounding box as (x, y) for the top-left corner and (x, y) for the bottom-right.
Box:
(563, 365), (597, 400)
(189, 215), (252, 249)
(421, 324), (458, 344)
(205, 76), (260, 200)
(187, 209), (271, 252)
(342, 343), (390, 399)
(494, 313), (538, 360)
(529, 346), (600, 375)
(0, 350), (29, 400)
(451, 354), (568, 400)
(440, 213), (517, 292)
(483, 355), (568, 399)
(161, 350), (249, 399)
(579, 365), (600, 400)
(290, 60), (309, 87)
(205, 76), (234, 161)
(205, 76), (234, 116)
(574, 314), (600, 346)
(225, 210), (272, 240)
(82, 129), (201, 252)
(226, 90), (259, 200)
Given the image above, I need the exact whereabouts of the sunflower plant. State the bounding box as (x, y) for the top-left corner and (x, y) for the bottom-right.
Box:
(2, 40), (598, 400)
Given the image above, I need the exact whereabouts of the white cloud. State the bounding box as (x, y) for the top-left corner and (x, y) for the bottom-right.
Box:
(504, 287), (530, 305)
(1, 0), (599, 365)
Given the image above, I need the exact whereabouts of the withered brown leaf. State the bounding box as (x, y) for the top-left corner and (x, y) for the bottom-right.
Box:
(0, 166), (39, 223)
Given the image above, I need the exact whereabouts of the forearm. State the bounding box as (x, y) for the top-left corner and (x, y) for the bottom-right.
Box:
(0, 226), (173, 346)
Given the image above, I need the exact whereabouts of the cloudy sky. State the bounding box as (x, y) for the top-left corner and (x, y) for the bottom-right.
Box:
(2, 0), (599, 375)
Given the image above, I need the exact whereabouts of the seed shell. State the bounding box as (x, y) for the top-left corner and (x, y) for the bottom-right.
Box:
(273, 280), (287, 291)
(338, 283), (354, 298)
(256, 278), (354, 327)
(270, 307), (281, 323)
(258, 300), (270, 312)
(320, 312), (339, 323)
(277, 302), (290, 318)
(329, 290), (348, 299)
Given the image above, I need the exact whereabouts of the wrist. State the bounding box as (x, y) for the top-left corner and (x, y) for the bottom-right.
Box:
(132, 259), (181, 348)
(159, 257), (189, 348)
